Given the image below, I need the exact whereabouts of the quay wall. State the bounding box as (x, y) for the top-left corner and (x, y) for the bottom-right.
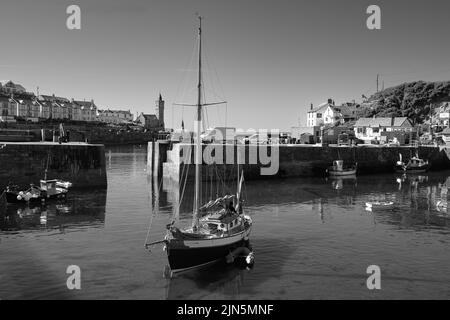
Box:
(149, 142), (450, 181)
(0, 142), (107, 190)
(0, 123), (157, 146)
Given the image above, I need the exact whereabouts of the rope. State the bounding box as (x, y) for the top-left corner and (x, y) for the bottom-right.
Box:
(144, 171), (165, 247)
(177, 146), (191, 223)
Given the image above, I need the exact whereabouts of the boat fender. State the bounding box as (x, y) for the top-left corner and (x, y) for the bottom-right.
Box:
(24, 192), (32, 202)
(245, 252), (255, 265)
(226, 246), (252, 264)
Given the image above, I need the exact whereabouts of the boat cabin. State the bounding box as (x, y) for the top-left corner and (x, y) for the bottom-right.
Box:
(39, 179), (59, 196)
(205, 212), (242, 234)
(408, 157), (427, 167)
(332, 160), (344, 171)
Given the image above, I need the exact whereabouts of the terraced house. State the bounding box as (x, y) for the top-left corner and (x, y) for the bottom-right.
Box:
(97, 109), (133, 124)
(1, 80), (164, 126)
(10, 94), (40, 120)
(74, 100), (98, 122)
(354, 117), (414, 142)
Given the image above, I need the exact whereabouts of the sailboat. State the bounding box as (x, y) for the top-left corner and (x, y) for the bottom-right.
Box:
(146, 16), (253, 274)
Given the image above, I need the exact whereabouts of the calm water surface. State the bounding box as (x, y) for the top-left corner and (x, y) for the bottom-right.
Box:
(1, 145), (450, 299)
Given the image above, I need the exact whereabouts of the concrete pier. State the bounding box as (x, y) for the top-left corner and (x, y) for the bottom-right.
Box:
(0, 142), (107, 189)
(148, 141), (450, 182)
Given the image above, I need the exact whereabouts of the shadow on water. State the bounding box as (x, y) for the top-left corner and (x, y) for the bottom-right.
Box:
(164, 238), (297, 300)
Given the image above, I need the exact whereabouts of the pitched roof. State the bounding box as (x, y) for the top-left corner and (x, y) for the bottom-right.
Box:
(38, 95), (70, 103)
(354, 117), (410, 127)
(98, 109), (132, 114)
(338, 104), (358, 117)
(308, 102), (333, 113)
(140, 113), (158, 120)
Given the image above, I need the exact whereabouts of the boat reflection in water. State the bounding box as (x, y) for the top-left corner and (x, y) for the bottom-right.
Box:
(328, 175), (357, 191)
(164, 247), (254, 300)
(0, 189), (107, 232)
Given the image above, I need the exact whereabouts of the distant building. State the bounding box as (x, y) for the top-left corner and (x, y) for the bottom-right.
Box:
(354, 117), (413, 142)
(334, 101), (359, 124)
(0, 94), (15, 118)
(10, 94), (40, 120)
(0, 94), (15, 122)
(73, 100), (98, 122)
(35, 95), (54, 119)
(97, 109), (133, 124)
(137, 113), (161, 130)
(136, 94), (165, 130)
(37, 95), (71, 120)
(436, 102), (450, 126)
(155, 94), (165, 129)
(307, 99), (340, 127)
(70, 99), (82, 121)
(291, 126), (322, 143)
(0, 80), (26, 95)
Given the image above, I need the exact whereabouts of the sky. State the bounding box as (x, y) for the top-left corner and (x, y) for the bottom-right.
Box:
(1, 0), (450, 131)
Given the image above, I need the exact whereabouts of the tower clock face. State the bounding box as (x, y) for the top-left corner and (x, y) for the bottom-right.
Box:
(1, 0), (450, 307)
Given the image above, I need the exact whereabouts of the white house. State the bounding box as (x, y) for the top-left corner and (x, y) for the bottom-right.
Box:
(436, 102), (450, 126)
(354, 117), (413, 141)
(307, 99), (341, 127)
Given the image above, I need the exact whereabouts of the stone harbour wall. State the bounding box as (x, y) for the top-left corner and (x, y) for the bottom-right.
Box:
(148, 142), (450, 182)
(0, 142), (107, 190)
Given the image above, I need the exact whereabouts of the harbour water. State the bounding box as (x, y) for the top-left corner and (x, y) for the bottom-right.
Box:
(1, 145), (450, 299)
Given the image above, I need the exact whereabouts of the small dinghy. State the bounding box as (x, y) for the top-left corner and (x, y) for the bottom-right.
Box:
(327, 160), (357, 177)
(365, 201), (394, 211)
(5, 179), (72, 204)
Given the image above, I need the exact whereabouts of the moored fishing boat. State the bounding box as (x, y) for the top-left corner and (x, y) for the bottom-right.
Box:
(326, 160), (357, 177)
(5, 179), (72, 204)
(395, 154), (430, 173)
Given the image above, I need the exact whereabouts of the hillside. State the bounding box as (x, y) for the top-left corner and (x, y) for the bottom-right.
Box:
(358, 81), (450, 124)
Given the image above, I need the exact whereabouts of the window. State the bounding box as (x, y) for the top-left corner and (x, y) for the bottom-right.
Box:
(373, 128), (379, 133)
(317, 113), (322, 118)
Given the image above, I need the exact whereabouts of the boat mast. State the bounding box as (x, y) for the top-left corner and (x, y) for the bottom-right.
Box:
(193, 15), (203, 230)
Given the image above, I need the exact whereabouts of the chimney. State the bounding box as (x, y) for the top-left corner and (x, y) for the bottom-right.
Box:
(391, 116), (395, 126)
(310, 103), (313, 110)
(327, 98), (333, 104)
